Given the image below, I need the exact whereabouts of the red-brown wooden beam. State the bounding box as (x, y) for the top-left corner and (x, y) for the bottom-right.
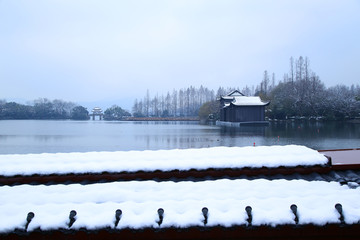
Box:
(1, 224), (360, 240)
(0, 164), (332, 186)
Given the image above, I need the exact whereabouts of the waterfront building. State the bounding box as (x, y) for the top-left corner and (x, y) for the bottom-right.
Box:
(218, 90), (270, 125)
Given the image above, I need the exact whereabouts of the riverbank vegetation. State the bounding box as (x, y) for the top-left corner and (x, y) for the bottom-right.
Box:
(132, 87), (216, 118)
(0, 98), (89, 120)
(258, 56), (360, 121)
(103, 105), (131, 120)
(133, 56), (360, 121)
(1, 56), (359, 121)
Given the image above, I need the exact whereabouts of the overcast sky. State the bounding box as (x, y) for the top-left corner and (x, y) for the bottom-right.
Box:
(1, 0), (359, 110)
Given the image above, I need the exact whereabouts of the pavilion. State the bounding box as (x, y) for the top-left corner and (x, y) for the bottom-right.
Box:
(90, 107), (103, 120)
(218, 90), (270, 126)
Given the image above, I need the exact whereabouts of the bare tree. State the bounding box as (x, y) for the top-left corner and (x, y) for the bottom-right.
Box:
(289, 56), (294, 83)
(145, 89), (150, 117)
(262, 70), (270, 96)
(172, 89), (177, 117)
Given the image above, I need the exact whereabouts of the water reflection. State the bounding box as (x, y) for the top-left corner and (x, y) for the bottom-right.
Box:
(0, 120), (359, 154)
(266, 121), (360, 138)
(219, 126), (267, 136)
(135, 134), (221, 150)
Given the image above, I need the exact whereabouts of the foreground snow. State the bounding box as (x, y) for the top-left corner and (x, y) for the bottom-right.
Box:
(0, 145), (328, 176)
(0, 179), (359, 232)
(0, 145), (347, 233)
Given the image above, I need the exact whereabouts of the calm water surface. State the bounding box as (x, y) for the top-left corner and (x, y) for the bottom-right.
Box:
(0, 120), (359, 154)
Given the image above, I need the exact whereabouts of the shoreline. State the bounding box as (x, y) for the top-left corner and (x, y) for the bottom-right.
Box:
(124, 117), (199, 121)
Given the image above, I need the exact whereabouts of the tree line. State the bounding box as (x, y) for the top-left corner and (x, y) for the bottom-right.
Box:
(0, 98), (132, 121)
(0, 98), (89, 120)
(2, 56), (359, 121)
(132, 86), (258, 118)
(133, 56), (360, 121)
(103, 105), (131, 120)
(258, 56), (360, 120)
(132, 86), (217, 117)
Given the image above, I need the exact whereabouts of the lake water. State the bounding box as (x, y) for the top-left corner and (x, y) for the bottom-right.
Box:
(0, 120), (359, 154)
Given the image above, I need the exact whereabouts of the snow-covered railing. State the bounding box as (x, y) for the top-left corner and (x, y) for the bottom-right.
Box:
(0, 179), (359, 233)
(0, 146), (359, 238)
(5, 204), (348, 232)
(0, 145), (329, 177)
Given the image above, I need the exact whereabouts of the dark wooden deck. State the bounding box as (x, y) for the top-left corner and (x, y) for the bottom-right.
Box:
(0, 164), (332, 186)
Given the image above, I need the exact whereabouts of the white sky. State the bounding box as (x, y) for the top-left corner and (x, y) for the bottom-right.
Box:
(0, 0), (359, 109)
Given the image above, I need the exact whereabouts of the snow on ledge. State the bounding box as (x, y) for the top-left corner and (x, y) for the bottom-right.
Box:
(0, 145), (328, 176)
(0, 179), (359, 232)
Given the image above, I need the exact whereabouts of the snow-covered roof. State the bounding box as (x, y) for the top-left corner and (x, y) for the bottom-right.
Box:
(227, 90), (244, 96)
(218, 90), (243, 100)
(220, 96), (235, 100)
(219, 91), (269, 107)
(231, 96), (269, 106)
(1, 178), (359, 232)
(92, 107), (103, 113)
(0, 146), (328, 176)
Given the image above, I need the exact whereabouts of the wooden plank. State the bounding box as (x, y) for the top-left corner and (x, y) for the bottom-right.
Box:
(2, 224), (360, 240)
(0, 164), (332, 186)
(318, 149), (360, 170)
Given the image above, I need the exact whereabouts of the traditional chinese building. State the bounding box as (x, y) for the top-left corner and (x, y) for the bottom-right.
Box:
(218, 90), (269, 124)
(90, 107), (103, 120)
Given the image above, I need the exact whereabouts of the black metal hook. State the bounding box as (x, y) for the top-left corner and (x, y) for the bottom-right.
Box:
(290, 204), (299, 224)
(25, 212), (35, 231)
(114, 209), (122, 227)
(68, 210), (77, 228)
(202, 207), (208, 226)
(335, 203), (345, 225)
(245, 206), (252, 226)
(157, 208), (164, 226)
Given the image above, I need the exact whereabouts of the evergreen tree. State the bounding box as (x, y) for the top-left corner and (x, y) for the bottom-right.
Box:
(70, 106), (89, 120)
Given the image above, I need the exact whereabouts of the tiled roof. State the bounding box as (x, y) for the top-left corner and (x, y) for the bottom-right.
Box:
(231, 96), (269, 106)
(219, 91), (269, 107)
